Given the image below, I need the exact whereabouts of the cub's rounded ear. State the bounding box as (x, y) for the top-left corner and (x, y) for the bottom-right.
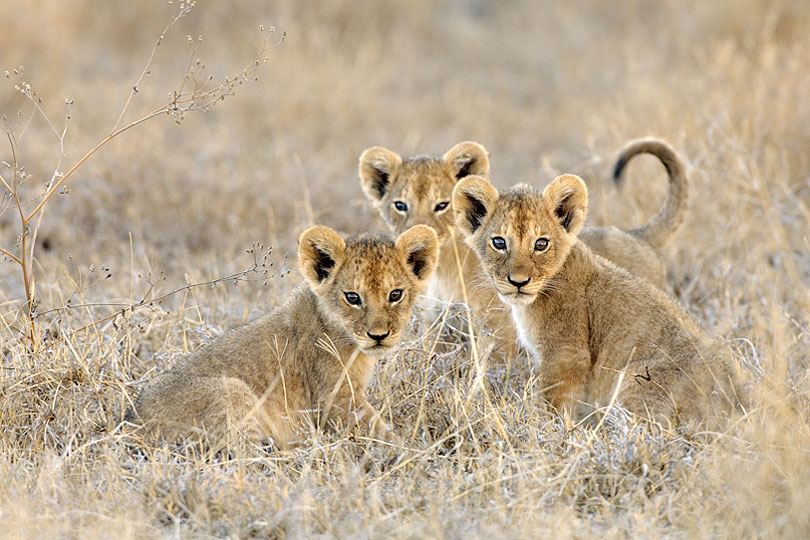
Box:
(298, 226), (347, 288)
(542, 174), (588, 235)
(359, 146), (402, 202)
(452, 175), (499, 237)
(395, 225), (439, 282)
(443, 141), (490, 181)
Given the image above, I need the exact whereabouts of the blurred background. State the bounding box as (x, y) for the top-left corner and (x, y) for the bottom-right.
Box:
(1, 0), (808, 345)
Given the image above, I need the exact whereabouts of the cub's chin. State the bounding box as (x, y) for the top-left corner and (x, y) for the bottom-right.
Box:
(358, 341), (397, 356)
(497, 290), (537, 306)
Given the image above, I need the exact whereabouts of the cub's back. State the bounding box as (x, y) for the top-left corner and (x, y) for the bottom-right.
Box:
(579, 226), (667, 288)
(137, 284), (325, 410)
(581, 246), (707, 360)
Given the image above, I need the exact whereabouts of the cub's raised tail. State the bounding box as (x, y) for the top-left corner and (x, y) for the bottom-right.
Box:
(613, 138), (689, 248)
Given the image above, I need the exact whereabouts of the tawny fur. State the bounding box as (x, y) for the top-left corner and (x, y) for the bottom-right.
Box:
(358, 139), (688, 358)
(129, 225), (439, 449)
(452, 174), (744, 426)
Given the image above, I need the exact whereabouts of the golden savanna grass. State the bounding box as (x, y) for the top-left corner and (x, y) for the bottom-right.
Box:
(1, 0), (809, 537)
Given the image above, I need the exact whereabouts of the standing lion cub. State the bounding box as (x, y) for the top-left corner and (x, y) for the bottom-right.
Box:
(358, 139), (687, 358)
(452, 174), (743, 425)
(129, 225), (439, 449)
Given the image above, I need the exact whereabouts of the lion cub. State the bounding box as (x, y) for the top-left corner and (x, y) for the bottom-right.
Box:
(452, 174), (742, 425)
(359, 139), (688, 358)
(130, 225), (439, 449)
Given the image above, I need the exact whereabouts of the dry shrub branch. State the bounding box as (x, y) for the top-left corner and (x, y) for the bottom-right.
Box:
(0, 1), (282, 349)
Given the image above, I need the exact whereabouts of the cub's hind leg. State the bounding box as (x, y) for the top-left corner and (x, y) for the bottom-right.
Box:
(132, 374), (297, 449)
(624, 354), (745, 428)
(618, 357), (721, 427)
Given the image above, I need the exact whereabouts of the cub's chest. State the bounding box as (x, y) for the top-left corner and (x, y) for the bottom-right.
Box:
(510, 304), (540, 364)
(342, 349), (379, 392)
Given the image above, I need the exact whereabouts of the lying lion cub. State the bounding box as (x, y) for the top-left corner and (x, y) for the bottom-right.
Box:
(359, 139), (687, 359)
(452, 174), (743, 425)
(129, 225), (439, 448)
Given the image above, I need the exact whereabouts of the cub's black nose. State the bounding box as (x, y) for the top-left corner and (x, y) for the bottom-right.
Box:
(367, 331), (390, 343)
(507, 275), (531, 288)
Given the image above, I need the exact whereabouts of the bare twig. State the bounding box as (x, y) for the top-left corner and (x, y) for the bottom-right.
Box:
(0, 3), (278, 346)
(28, 98), (72, 292)
(109, 2), (195, 135)
(24, 106), (166, 222)
(0, 246), (22, 265)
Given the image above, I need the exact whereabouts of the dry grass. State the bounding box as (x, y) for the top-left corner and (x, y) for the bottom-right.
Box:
(1, 0), (809, 537)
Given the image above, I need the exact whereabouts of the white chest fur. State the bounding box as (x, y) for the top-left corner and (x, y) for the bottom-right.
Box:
(511, 304), (541, 367)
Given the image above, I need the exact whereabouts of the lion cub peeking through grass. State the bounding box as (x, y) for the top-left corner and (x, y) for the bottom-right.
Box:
(129, 225), (439, 449)
(359, 139), (688, 359)
(452, 174), (744, 426)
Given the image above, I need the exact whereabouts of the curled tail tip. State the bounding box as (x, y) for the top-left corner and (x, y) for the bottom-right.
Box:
(621, 137), (681, 163)
(613, 138), (657, 186)
(612, 156), (629, 185)
(613, 137), (684, 182)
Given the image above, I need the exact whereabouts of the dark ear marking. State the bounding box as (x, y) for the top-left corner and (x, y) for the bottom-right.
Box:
(371, 169), (390, 199)
(456, 160), (473, 180)
(453, 176), (499, 238)
(298, 225), (346, 287)
(555, 194), (574, 231)
(396, 225), (438, 283)
(407, 248), (427, 279)
(465, 193), (488, 233)
(542, 174), (587, 235)
(313, 248), (335, 282)
(444, 142), (490, 182)
(359, 147), (402, 203)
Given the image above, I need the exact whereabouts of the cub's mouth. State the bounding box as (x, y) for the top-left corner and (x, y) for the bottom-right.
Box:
(356, 336), (398, 355)
(497, 289), (537, 305)
(360, 343), (396, 355)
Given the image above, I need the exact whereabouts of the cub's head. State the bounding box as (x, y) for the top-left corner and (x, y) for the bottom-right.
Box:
(452, 174), (588, 305)
(298, 225), (439, 354)
(359, 142), (489, 241)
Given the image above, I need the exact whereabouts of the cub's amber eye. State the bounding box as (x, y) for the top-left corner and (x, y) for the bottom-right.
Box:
(344, 292), (362, 305)
(535, 238), (549, 252)
(434, 201), (449, 212)
(394, 201), (408, 212)
(389, 289), (403, 302)
(491, 237), (507, 251)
